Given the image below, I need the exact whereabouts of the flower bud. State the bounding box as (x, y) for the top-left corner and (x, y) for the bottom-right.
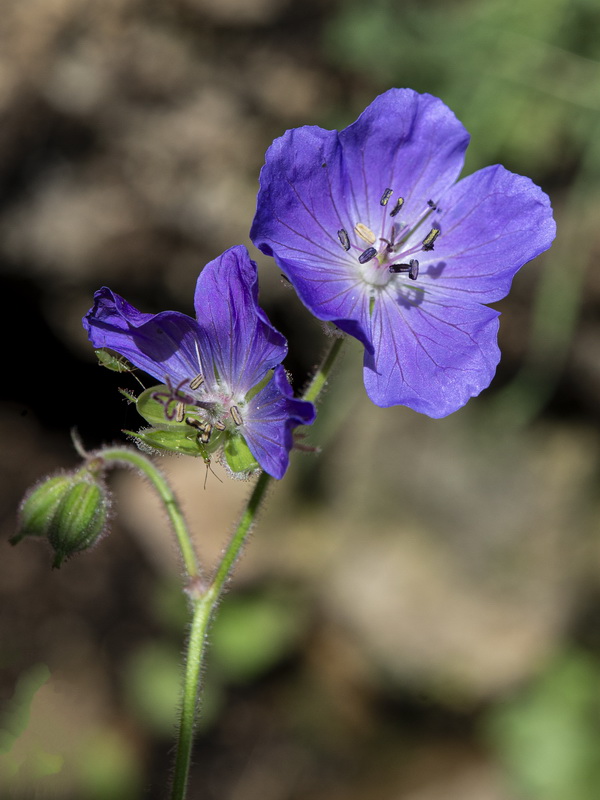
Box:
(13, 474), (75, 543)
(13, 470), (110, 568)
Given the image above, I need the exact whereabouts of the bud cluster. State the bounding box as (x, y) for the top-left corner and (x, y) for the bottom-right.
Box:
(12, 465), (111, 568)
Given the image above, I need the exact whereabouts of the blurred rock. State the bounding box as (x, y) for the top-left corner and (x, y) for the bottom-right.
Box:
(317, 402), (598, 699)
(182, 0), (289, 25)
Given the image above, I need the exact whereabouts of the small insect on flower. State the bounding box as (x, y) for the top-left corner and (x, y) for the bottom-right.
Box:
(251, 88), (556, 417)
(95, 348), (145, 387)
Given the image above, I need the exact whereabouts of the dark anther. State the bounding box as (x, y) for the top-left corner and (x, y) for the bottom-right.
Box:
(390, 197), (405, 217)
(230, 405), (243, 426)
(427, 199), (437, 209)
(389, 259), (419, 280)
(322, 162), (327, 168)
(337, 228), (351, 251)
(185, 416), (213, 444)
(380, 188), (393, 206)
(189, 373), (204, 390)
(422, 228), (440, 251)
(198, 423), (213, 444)
(358, 247), (377, 264)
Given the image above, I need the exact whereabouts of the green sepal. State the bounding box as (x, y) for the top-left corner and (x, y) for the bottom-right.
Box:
(125, 427), (213, 459)
(95, 348), (136, 374)
(224, 435), (259, 476)
(48, 480), (109, 568)
(119, 387), (138, 404)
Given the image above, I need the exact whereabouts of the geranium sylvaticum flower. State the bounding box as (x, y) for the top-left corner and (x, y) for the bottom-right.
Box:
(251, 88), (556, 417)
(83, 245), (315, 479)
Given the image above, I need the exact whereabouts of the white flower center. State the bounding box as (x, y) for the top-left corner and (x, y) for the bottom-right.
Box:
(337, 189), (441, 292)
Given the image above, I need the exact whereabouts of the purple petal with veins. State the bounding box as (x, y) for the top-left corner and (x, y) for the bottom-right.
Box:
(251, 88), (556, 416)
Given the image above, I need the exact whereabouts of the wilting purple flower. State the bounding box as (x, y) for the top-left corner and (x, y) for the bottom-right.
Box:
(83, 245), (315, 479)
(251, 89), (556, 417)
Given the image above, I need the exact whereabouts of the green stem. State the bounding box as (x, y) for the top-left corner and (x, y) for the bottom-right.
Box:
(97, 447), (200, 580)
(170, 469), (271, 800)
(169, 333), (346, 800)
(302, 334), (345, 405)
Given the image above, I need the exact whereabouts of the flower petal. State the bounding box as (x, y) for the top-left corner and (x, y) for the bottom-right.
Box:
(241, 366), (315, 479)
(193, 246), (288, 394)
(83, 288), (204, 384)
(422, 165), (557, 303)
(337, 89), (469, 227)
(251, 89), (470, 346)
(363, 289), (501, 417)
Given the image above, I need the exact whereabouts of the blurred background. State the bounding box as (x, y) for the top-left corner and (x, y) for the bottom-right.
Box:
(2, 0), (600, 797)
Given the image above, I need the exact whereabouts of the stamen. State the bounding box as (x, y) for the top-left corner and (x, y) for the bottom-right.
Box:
(354, 223), (377, 245)
(198, 423), (212, 445)
(427, 199), (437, 210)
(185, 417), (204, 430)
(422, 228), (440, 251)
(189, 373), (204, 390)
(389, 259), (419, 280)
(230, 405), (243, 426)
(390, 197), (404, 218)
(214, 419), (226, 431)
(358, 246), (378, 264)
(175, 401), (185, 423)
(186, 417), (213, 443)
(380, 188), (393, 206)
(337, 229), (350, 251)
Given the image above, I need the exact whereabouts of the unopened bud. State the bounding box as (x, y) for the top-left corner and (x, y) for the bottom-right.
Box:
(13, 474), (75, 544)
(13, 470), (110, 568)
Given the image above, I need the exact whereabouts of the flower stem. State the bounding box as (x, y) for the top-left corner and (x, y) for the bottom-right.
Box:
(170, 469), (272, 800)
(169, 333), (347, 798)
(302, 334), (345, 405)
(97, 447), (200, 580)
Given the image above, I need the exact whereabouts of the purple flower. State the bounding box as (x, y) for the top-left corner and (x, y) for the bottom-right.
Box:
(83, 245), (315, 479)
(251, 89), (556, 417)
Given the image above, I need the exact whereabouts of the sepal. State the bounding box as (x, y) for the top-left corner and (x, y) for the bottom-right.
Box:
(125, 427), (215, 459)
(224, 435), (260, 477)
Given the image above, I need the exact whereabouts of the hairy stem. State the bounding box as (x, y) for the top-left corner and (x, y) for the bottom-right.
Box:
(302, 334), (345, 405)
(170, 469), (271, 800)
(98, 447), (200, 580)
(169, 332), (346, 800)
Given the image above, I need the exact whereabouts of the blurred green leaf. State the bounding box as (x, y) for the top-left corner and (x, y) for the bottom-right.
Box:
(210, 589), (308, 683)
(123, 642), (182, 736)
(0, 664), (51, 753)
(78, 728), (141, 800)
(487, 649), (600, 800)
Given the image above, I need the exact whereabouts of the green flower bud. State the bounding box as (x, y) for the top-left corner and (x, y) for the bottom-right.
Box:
(13, 470), (111, 568)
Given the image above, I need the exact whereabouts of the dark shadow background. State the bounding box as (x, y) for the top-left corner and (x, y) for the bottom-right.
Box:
(2, 0), (600, 798)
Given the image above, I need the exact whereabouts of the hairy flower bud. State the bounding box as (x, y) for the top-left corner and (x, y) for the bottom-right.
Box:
(13, 470), (110, 568)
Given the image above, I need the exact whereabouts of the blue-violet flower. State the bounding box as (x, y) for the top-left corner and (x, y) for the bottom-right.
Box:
(83, 245), (315, 479)
(251, 88), (556, 417)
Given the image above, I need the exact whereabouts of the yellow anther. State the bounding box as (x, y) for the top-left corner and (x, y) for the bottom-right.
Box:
(354, 223), (377, 245)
